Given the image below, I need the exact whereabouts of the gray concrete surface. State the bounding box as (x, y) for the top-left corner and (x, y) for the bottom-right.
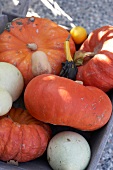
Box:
(1, 0), (113, 169)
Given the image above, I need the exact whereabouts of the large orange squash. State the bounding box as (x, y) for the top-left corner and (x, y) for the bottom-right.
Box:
(75, 25), (113, 92)
(0, 17), (75, 85)
(24, 74), (112, 131)
(0, 107), (51, 162)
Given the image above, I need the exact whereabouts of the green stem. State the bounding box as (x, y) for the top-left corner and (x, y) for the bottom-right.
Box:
(74, 51), (95, 66)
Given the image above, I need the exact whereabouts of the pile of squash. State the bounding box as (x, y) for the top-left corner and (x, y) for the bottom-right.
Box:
(0, 16), (113, 169)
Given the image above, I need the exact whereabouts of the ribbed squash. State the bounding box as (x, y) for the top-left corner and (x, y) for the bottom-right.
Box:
(0, 107), (51, 162)
(75, 25), (113, 92)
(0, 17), (75, 85)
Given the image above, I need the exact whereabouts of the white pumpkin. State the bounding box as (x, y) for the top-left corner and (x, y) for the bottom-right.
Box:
(0, 87), (12, 116)
(0, 62), (24, 101)
(47, 131), (91, 170)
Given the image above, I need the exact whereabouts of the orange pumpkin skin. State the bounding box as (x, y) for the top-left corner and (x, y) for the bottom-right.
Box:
(0, 17), (75, 85)
(0, 108), (51, 162)
(76, 25), (113, 92)
(24, 74), (112, 131)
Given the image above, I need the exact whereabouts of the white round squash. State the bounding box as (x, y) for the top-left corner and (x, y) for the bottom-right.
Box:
(0, 87), (12, 116)
(47, 131), (91, 170)
(0, 62), (24, 101)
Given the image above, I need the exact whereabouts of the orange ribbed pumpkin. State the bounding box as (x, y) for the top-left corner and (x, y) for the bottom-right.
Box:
(76, 25), (113, 92)
(0, 17), (75, 85)
(0, 107), (51, 162)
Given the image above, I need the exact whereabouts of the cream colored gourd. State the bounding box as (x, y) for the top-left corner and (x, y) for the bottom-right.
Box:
(47, 131), (91, 170)
(0, 62), (24, 101)
(0, 87), (12, 116)
(31, 51), (52, 76)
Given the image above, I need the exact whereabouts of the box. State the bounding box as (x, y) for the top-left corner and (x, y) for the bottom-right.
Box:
(0, 14), (113, 170)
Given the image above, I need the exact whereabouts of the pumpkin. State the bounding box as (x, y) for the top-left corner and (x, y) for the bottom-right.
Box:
(0, 107), (51, 162)
(0, 62), (24, 102)
(24, 74), (112, 131)
(75, 25), (113, 92)
(0, 17), (75, 85)
(47, 131), (91, 170)
(0, 87), (12, 116)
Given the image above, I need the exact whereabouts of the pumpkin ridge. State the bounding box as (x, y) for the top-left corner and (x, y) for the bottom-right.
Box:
(34, 125), (50, 156)
(0, 31), (26, 52)
(8, 123), (22, 162)
(0, 119), (15, 160)
(17, 124), (39, 161)
(16, 124), (25, 162)
(33, 125), (42, 156)
(10, 125), (23, 162)
(7, 18), (40, 48)
(78, 59), (113, 91)
(5, 110), (26, 161)
(0, 50), (31, 69)
(9, 108), (23, 123)
(9, 108), (33, 125)
(4, 30), (27, 46)
(9, 19), (29, 43)
(20, 17), (45, 43)
(4, 30), (37, 53)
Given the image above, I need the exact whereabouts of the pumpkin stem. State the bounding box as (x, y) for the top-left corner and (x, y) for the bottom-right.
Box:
(7, 160), (18, 166)
(74, 50), (95, 66)
(27, 43), (37, 51)
(59, 35), (78, 80)
(64, 34), (73, 61)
